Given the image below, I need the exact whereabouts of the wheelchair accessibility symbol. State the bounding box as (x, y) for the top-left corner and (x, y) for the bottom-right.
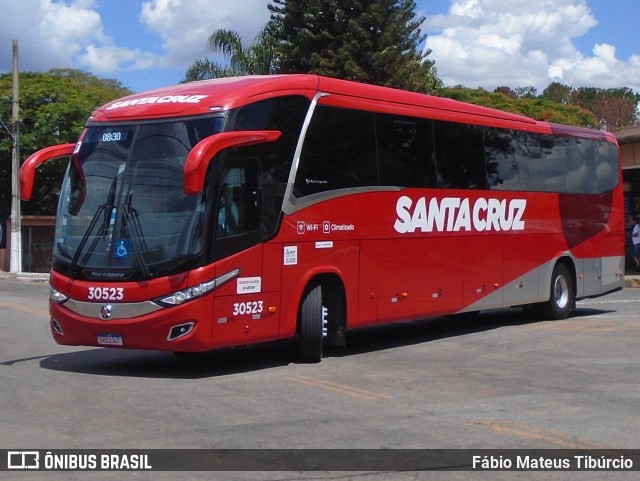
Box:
(115, 239), (130, 258)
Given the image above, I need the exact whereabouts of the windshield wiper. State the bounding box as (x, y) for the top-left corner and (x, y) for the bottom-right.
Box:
(70, 175), (118, 271)
(120, 190), (151, 277)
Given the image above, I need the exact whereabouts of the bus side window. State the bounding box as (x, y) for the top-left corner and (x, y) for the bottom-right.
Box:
(213, 158), (262, 260)
(432, 120), (487, 189)
(528, 134), (567, 192)
(566, 137), (598, 193)
(485, 129), (530, 191)
(376, 114), (436, 188)
(595, 141), (619, 193)
(296, 106), (377, 196)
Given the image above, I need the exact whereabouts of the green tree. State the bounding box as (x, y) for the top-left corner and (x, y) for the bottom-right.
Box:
(440, 86), (597, 127)
(541, 82), (572, 104)
(184, 26), (280, 81)
(494, 86), (517, 99)
(0, 69), (131, 216)
(267, 0), (441, 92)
(514, 86), (537, 99)
(571, 87), (639, 130)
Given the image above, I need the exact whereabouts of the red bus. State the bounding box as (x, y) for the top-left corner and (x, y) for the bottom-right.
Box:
(20, 74), (624, 362)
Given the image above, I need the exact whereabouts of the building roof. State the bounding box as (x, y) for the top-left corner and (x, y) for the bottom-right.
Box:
(615, 125), (640, 144)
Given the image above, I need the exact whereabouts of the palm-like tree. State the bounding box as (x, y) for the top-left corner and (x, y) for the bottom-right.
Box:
(183, 27), (279, 82)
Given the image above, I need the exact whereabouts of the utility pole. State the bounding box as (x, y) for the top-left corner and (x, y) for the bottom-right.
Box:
(10, 39), (22, 273)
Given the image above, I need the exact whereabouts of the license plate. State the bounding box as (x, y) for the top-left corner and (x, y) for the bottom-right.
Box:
(97, 333), (123, 346)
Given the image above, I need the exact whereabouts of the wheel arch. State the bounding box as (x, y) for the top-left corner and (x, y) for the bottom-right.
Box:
(296, 270), (348, 346)
(555, 255), (577, 299)
(539, 255), (577, 320)
(540, 255), (577, 303)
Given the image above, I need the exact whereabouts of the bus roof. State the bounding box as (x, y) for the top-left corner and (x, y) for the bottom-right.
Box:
(89, 75), (605, 138)
(91, 75), (322, 121)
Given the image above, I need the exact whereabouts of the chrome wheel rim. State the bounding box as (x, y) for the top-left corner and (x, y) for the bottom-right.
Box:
(554, 275), (570, 309)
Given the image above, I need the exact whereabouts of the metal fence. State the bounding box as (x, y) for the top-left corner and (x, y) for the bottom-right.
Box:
(21, 223), (54, 273)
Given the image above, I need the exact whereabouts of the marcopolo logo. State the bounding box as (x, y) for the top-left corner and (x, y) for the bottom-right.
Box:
(394, 195), (527, 234)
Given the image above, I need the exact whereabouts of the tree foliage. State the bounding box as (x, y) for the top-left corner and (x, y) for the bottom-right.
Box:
(185, 0), (441, 92)
(567, 86), (640, 130)
(0, 69), (131, 216)
(183, 27), (279, 81)
(463, 81), (640, 130)
(184, 1), (640, 130)
(267, 0), (441, 92)
(441, 86), (598, 127)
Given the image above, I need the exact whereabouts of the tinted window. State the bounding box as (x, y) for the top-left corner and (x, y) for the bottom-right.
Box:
(231, 96), (311, 236)
(376, 114), (435, 188)
(566, 137), (598, 193)
(293, 106), (618, 198)
(432, 121), (486, 189)
(213, 158), (262, 260)
(595, 141), (619, 193)
(295, 106), (377, 197)
(527, 134), (567, 192)
(485, 129), (530, 191)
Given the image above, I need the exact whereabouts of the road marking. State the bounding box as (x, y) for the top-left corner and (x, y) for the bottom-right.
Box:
(469, 419), (606, 449)
(0, 301), (48, 318)
(578, 299), (640, 306)
(523, 321), (640, 333)
(287, 376), (393, 400)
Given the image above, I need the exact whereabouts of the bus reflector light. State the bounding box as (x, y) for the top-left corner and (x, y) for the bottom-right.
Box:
(168, 322), (195, 341)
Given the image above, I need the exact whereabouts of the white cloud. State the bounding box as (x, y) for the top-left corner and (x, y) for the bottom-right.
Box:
(0, 0), (147, 74)
(423, 0), (640, 92)
(0, 0), (270, 78)
(139, 0), (271, 68)
(5, 0), (637, 95)
(78, 45), (159, 74)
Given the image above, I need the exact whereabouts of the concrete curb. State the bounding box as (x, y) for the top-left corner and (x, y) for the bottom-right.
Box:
(0, 272), (49, 282)
(624, 276), (640, 288)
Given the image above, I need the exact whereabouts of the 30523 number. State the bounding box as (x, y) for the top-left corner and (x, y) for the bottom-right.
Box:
(88, 287), (124, 301)
(232, 300), (263, 316)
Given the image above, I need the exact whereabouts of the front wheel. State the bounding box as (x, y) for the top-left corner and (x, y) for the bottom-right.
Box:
(298, 283), (327, 363)
(541, 263), (574, 320)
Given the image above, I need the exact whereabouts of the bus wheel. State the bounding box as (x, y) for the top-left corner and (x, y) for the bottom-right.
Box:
(298, 283), (327, 363)
(541, 263), (574, 320)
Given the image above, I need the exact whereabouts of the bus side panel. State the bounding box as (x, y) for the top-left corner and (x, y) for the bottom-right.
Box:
(462, 234), (503, 311)
(535, 233), (572, 302)
(358, 243), (377, 325)
(600, 254), (624, 293)
(580, 257), (602, 297)
(210, 245), (281, 348)
(360, 236), (464, 324)
(210, 292), (282, 348)
(502, 234), (540, 307)
(278, 240), (360, 339)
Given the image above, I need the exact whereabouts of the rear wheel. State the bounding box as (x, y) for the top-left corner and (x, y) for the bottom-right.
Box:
(541, 263), (574, 320)
(298, 283), (327, 363)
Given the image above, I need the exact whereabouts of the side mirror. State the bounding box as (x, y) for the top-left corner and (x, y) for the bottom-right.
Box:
(183, 131), (281, 195)
(20, 143), (76, 200)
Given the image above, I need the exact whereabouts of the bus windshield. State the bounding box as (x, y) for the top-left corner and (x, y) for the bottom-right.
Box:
(54, 116), (224, 279)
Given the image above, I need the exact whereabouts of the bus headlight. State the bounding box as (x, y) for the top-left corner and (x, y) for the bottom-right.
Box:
(50, 288), (69, 304)
(154, 268), (240, 307)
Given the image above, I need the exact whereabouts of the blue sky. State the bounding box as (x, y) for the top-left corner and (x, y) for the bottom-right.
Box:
(1, 0), (639, 95)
